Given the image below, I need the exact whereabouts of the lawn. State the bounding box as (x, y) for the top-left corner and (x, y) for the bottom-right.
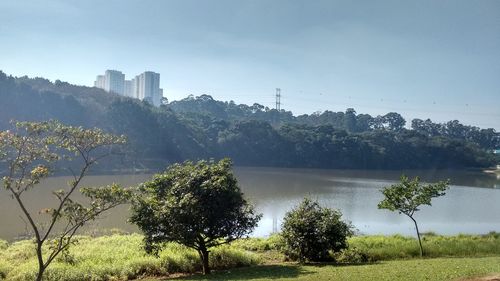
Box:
(171, 257), (500, 281)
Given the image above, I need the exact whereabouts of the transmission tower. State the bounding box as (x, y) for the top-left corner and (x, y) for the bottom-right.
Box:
(272, 215), (278, 234)
(275, 88), (281, 111)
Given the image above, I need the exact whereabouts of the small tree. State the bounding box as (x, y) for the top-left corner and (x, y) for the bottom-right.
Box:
(0, 120), (131, 281)
(130, 158), (261, 275)
(281, 198), (353, 263)
(378, 175), (449, 257)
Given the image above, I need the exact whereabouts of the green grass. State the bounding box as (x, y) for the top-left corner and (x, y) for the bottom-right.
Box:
(349, 232), (500, 260)
(172, 257), (500, 281)
(0, 234), (259, 281)
(0, 233), (499, 281)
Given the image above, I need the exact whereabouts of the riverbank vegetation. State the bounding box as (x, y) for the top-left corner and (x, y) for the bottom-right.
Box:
(1, 72), (498, 170)
(1, 233), (499, 281)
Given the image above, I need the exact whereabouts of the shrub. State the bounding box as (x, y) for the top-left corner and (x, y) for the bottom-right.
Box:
(281, 198), (353, 263)
(334, 247), (375, 264)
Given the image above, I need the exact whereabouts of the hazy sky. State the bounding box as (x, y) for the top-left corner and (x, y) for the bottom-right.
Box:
(1, 0), (499, 129)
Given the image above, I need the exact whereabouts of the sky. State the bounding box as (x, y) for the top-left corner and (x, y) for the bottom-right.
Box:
(1, 0), (499, 129)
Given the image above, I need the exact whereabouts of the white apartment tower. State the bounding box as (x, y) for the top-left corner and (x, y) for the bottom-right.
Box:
(134, 71), (162, 106)
(104, 70), (125, 95)
(95, 69), (163, 106)
(124, 80), (134, 97)
(94, 75), (105, 88)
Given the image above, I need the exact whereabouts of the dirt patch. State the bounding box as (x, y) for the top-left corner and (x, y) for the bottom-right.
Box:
(458, 274), (500, 281)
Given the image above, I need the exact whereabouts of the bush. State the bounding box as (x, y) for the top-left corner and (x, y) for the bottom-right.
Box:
(334, 247), (375, 264)
(281, 198), (353, 263)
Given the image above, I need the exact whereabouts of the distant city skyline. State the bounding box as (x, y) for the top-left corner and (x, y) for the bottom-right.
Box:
(94, 70), (163, 106)
(0, 0), (499, 129)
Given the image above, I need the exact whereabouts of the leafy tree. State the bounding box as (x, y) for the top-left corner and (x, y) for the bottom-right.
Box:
(378, 175), (449, 256)
(130, 159), (261, 275)
(0, 120), (132, 281)
(382, 112), (406, 131)
(343, 108), (357, 132)
(281, 198), (353, 263)
(218, 120), (286, 166)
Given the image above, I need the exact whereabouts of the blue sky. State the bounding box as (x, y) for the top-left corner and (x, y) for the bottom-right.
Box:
(1, 0), (499, 129)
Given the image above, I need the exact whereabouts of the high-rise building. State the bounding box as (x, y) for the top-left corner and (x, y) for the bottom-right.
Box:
(94, 69), (163, 106)
(134, 71), (162, 106)
(94, 75), (105, 89)
(104, 70), (125, 95)
(124, 80), (134, 97)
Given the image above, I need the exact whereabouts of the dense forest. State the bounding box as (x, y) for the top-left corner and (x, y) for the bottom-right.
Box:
(0, 71), (498, 170)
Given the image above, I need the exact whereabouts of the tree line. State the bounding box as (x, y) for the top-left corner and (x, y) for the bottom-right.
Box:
(0, 71), (498, 170)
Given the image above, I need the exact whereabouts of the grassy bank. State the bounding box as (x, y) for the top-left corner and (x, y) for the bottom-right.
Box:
(0, 234), (260, 281)
(0, 232), (499, 280)
(349, 232), (500, 260)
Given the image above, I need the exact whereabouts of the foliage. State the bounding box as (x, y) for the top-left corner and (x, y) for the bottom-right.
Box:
(412, 118), (500, 149)
(130, 158), (261, 274)
(281, 198), (353, 263)
(1, 72), (498, 170)
(0, 120), (131, 281)
(378, 176), (449, 256)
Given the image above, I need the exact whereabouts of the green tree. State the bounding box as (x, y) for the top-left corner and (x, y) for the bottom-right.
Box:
(382, 112), (406, 131)
(378, 175), (449, 257)
(0, 120), (132, 281)
(281, 198), (353, 263)
(130, 159), (261, 275)
(343, 108), (357, 132)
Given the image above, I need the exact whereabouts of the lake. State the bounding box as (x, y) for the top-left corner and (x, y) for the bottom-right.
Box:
(1, 168), (499, 241)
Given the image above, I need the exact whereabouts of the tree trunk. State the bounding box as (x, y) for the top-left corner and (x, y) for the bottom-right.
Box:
(411, 216), (424, 257)
(198, 248), (210, 275)
(36, 243), (45, 281)
(36, 268), (44, 281)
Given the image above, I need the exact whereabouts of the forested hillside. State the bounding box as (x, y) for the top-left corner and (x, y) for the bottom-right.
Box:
(1, 71), (498, 170)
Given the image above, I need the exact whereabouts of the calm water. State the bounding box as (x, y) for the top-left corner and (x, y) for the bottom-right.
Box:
(1, 168), (499, 240)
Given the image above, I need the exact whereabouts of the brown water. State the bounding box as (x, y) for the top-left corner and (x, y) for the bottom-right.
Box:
(1, 168), (499, 240)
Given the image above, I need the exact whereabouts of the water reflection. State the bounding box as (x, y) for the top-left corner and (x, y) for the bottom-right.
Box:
(0, 168), (499, 240)
(235, 168), (500, 236)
